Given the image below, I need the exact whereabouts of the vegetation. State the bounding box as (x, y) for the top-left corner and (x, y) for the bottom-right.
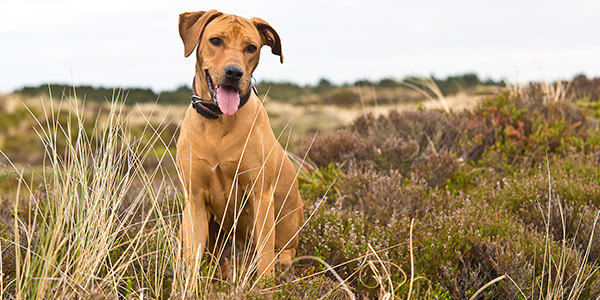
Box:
(298, 79), (600, 298)
(1, 74), (600, 299)
(16, 72), (504, 106)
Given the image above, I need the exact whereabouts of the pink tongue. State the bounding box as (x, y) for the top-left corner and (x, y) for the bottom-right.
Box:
(216, 86), (240, 115)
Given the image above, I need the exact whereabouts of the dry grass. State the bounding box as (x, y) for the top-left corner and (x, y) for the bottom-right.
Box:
(0, 91), (184, 298)
(265, 88), (487, 133)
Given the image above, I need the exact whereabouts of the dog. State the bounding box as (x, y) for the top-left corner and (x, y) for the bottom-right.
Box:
(176, 10), (304, 279)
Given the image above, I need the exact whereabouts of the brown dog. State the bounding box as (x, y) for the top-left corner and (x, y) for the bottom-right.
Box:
(176, 10), (303, 279)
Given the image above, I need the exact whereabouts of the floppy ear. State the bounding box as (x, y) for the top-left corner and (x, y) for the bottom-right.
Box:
(179, 10), (223, 57)
(251, 17), (283, 64)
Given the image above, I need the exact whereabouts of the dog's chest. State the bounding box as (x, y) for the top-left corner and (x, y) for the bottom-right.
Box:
(199, 156), (262, 193)
(204, 160), (256, 226)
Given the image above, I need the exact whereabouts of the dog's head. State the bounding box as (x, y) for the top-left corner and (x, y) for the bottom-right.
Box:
(179, 10), (282, 115)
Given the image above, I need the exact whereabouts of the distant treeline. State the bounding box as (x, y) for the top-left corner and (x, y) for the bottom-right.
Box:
(12, 73), (519, 105)
(16, 84), (193, 105)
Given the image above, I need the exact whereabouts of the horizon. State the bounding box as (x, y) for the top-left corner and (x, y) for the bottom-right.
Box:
(13, 71), (508, 94)
(2, 0), (600, 94)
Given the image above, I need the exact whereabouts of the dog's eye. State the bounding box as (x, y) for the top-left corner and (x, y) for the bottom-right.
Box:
(209, 37), (223, 46)
(246, 45), (257, 53)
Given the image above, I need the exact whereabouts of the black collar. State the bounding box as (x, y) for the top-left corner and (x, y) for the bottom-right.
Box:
(191, 76), (255, 119)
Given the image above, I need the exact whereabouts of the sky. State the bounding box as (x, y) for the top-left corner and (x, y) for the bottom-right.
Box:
(1, 0), (599, 93)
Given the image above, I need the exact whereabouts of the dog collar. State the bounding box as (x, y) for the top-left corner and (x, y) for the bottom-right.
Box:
(191, 76), (255, 119)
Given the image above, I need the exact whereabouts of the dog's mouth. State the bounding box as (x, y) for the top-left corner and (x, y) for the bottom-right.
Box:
(206, 71), (241, 115)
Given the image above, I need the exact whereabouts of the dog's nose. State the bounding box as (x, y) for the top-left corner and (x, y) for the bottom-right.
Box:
(224, 65), (244, 81)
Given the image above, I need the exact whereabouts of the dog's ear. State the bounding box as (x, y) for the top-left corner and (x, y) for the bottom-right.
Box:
(179, 10), (223, 57)
(251, 17), (283, 64)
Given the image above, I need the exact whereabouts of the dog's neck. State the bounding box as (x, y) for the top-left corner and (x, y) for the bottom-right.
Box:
(194, 63), (212, 101)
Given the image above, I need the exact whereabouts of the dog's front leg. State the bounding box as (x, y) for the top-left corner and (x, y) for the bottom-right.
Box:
(180, 193), (210, 270)
(253, 187), (276, 280)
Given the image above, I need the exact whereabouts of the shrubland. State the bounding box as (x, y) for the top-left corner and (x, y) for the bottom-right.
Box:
(0, 75), (599, 299)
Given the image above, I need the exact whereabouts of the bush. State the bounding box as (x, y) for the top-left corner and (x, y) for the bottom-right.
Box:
(321, 89), (362, 106)
(303, 129), (377, 168)
(570, 74), (600, 102)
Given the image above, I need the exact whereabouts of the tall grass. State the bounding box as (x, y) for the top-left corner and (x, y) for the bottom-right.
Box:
(0, 89), (183, 298)
(532, 158), (600, 299)
(401, 76), (450, 114)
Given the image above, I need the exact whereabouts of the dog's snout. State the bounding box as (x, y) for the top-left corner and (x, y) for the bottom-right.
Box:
(224, 65), (244, 81)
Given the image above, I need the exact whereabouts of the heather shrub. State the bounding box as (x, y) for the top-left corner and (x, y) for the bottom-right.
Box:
(298, 160), (600, 298)
(457, 90), (595, 185)
(569, 74), (600, 102)
(337, 167), (429, 223)
(351, 110), (462, 156)
(305, 109), (462, 178)
(530, 118), (580, 154)
(579, 100), (600, 118)
(585, 127), (600, 158)
(375, 136), (419, 172)
(407, 202), (538, 299)
(298, 202), (402, 298)
(298, 166), (443, 297)
(409, 199), (600, 299)
(295, 83), (600, 299)
(461, 93), (531, 163)
(384, 110), (462, 154)
(321, 88), (361, 106)
(297, 163), (341, 204)
(304, 87), (598, 189)
(541, 97), (587, 126)
(303, 128), (377, 168)
(482, 154), (600, 261)
(412, 151), (459, 188)
(274, 274), (351, 299)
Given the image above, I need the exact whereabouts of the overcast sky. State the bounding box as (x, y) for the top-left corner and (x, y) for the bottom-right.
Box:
(1, 0), (599, 93)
